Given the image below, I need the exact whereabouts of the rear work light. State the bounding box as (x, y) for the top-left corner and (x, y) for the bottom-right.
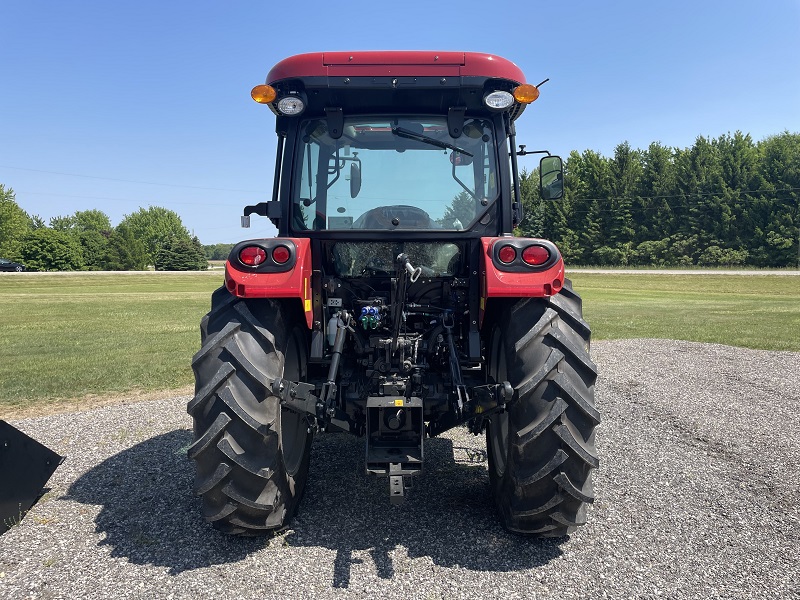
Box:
(522, 245), (550, 266)
(484, 90), (514, 110)
(271, 245), (291, 264)
(277, 95), (305, 115)
(239, 246), (267, 266)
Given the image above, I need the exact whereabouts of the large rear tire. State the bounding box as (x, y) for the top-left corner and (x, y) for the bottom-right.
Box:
(486, 280), (599, 536)
(187, 287), (312, 535)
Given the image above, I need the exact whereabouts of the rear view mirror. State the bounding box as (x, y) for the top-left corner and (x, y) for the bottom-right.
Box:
(539, 155), (564, 200)
(350, 162), (361, 198)
(450, 151), (473, 166)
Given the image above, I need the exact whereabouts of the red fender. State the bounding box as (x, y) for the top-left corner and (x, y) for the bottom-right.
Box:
(225, 238), (314, 329)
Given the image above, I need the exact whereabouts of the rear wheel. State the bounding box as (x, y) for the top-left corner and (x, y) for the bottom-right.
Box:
(486, 280), (599, 536)
(187, 288), (312, 534)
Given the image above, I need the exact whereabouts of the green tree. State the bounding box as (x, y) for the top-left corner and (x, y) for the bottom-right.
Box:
(439, 191), (475, 229)
(567, 149), (613, 263)
(49, 215), (77, 231)
(632, 239), (669, 266)
(698, 245), (748, 266)
(154, 236), (207, 271)
(637, 142), (678, 242)
(0, 185), (31, 260)
(101, 224), (148, 271)
(77, 230), (110, 270)
(119, 206), (191, 264)
(190, 236), (208, 269)
(516, 168), (547, 237)
(755, 132), (800, 267)
(675, 136), (725, 248)
(521, 131), (799, 267)
(45, 209), (115, 269)
(19, 229), (85, 271)
(606, 142), (640, 249)
(203, 243), (235, 260)
(28, 214), (46, 229)
(74, 209), (112, 233)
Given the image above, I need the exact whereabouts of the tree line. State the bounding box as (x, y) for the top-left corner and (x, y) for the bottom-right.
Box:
(0, 188), (207, 271)
(518, 131), (799, 268)
(3, 130), (798, 270)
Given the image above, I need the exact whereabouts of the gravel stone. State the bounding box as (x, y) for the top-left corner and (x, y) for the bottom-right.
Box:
(1, 339), (798, 599)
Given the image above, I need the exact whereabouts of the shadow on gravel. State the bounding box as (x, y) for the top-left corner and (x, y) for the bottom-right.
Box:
(65, 429), (563, 580)
(285, 433), (564, 587)
(65, 429), (268, 574)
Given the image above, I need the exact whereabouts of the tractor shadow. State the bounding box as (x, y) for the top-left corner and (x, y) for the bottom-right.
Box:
(65, 429), (563, 579)
(65, 429), (268, 573)
(287, 433), (564, 587)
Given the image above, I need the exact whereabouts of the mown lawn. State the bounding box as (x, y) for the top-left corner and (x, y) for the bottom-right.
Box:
(0, 271), (797, 413)
(0, 273), (221, 413)
(569, 273), (800, 351)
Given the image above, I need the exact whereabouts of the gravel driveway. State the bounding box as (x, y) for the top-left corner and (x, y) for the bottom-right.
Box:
(1, 339), (798, 599)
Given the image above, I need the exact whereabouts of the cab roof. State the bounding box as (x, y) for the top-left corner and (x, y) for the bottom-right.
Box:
(267, 51), (526, 85)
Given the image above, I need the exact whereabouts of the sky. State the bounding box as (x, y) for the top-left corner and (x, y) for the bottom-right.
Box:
(2, 1), (799, 244)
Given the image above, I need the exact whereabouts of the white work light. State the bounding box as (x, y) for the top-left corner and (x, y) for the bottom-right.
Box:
(277, 95), (305, 115)
(483, 90), (515, 110)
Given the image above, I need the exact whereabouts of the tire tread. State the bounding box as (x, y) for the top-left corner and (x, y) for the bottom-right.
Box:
(487, 281), (599, 536)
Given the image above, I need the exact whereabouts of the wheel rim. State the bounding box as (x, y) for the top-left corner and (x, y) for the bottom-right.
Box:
(488, 329), (510, 478)
(280, 330), (308, 476)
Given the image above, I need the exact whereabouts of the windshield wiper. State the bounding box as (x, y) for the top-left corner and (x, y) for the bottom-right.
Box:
(391, 126), (473, 157)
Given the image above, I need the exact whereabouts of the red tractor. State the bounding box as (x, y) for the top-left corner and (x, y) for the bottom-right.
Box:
(187, 52), (598, 537)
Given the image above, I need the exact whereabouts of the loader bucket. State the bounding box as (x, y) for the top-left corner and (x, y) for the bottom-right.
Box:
(0, 420), (63, 535)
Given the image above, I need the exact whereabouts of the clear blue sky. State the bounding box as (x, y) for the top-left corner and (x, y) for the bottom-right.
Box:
(2, 0), (798, 244)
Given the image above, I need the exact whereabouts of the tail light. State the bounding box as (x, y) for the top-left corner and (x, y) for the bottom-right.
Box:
(272, 245), (291, 264)
(490, 239), (559, 271)
(230, 239), (297, 271)
(497, 245), (517, 264)
(239, 246), (267, 266)
(522, 245), (550, 266)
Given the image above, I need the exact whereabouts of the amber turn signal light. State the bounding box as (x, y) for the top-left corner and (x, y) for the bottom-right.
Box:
(513, 84), (540, 104)
(251, 84), (277, 104)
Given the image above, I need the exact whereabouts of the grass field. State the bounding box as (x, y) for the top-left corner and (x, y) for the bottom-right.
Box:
(1, 271), (798, 414)
(0, 273), (221, 415)
(569, 273), (800, 352)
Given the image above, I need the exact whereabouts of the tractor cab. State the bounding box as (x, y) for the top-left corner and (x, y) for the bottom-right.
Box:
(242, 51), (561, 240)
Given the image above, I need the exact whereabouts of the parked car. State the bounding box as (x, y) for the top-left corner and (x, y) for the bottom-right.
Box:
(0, 258), (25, 272)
